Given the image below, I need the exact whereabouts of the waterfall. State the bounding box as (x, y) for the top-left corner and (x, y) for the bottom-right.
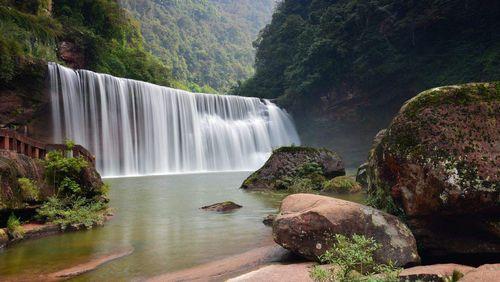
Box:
(49, 63), (300, 177)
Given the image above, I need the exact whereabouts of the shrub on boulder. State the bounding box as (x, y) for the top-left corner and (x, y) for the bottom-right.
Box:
(366, 82), (500, 262)
(322, 176), (362, 194)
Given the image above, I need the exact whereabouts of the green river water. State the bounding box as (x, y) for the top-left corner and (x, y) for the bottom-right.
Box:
(0, 171), (364, 280)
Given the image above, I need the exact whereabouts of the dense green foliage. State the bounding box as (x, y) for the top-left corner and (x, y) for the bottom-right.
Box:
(119, 0), (275, 92)
(0, 1), (60, 84)
(44, 150), (88, 197)
(6, 213), (24, 239)
(0, 0), (176, 88)
(37, 196), (107, 230)
(234, 0), (500, 102)
(275, 161), (326, 192)
(310, 234), (400, 282)
(35, 142), (109, 230)
(17, 177), (39, 201)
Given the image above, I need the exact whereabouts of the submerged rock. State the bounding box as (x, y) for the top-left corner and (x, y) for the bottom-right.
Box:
(241, 146), (345, 191)
(273, 194), (420, 267)
(201, 201), (242, 212)
(366, 82), (500, 262)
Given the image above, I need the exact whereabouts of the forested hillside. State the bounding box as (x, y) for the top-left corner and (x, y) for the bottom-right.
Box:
(0, 0), (177, 88)
(119, 0), (275, 93)
(0, 0), (185, 130)
(234, 0), (500, 166)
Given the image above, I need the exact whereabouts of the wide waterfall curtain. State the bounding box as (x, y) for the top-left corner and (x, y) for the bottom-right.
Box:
(49, 63), (300, 177)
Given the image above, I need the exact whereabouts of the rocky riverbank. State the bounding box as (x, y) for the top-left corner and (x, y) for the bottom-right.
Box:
(230, 82), (499, 281)
(0, 138), (109, 250)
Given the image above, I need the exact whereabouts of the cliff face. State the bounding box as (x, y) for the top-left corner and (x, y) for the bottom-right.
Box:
(0, 59), (52, 140)
(234, 0), (500, 167)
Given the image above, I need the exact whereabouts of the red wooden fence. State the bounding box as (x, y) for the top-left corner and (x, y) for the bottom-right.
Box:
(0, 129), (95, 165)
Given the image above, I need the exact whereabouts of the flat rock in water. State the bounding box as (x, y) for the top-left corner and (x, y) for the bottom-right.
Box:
(201, 201), (242, 212)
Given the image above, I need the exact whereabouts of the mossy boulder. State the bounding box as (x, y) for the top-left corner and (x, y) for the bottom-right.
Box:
(366, 82), (500, 262)
(241, 146), (345, 191)
(0, 148), (107, 228)
(0, 150), (46, 212)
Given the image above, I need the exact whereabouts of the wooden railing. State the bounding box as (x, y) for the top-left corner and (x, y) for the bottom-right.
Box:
(0, 129), (95, 166)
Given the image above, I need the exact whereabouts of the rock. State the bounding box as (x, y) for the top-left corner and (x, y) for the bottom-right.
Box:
(241, 146), (345, 191)
(0, 149), (107, 213)
(263, 214), (276, 226)
(227, 262), (315, 282)
(273, 194), (420, 267)
(58, 41), (85, 69)
(460, 264), (500, 282)
(355, 162), (368, 188)
(366, 82), (500, 262)
(201, 201), (242, 212)
(0, 150), (46, 211)
(399, 263), (475, 281)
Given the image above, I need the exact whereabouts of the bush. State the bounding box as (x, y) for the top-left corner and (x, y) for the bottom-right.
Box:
(17, 177), (39, 201)
(310, 234), (401, 282)
(322, 176), (362, 194)
(43, 149), (88, 197)
(7, 213), (24, 239)
(288, 178), (315, 193)
(296, 162), (324, 177)
(36, 196), (107, 230)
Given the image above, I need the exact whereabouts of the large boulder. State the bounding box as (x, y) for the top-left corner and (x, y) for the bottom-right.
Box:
(366, 82), (500, 262)
(0, 150), (46, 212)
(273, 194), (420, 267)
(0, 148), (107, 228)
(241, 146), (345, 191)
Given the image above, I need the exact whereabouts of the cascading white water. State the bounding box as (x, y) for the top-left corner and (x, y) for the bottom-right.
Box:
(49, 63), (300, 177)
